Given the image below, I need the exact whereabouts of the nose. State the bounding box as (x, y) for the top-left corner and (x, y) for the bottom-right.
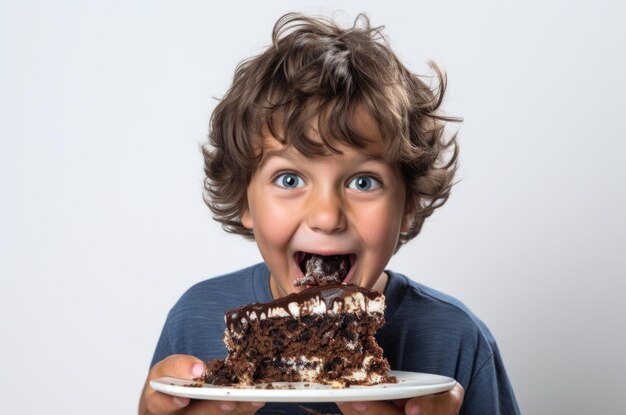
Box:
(306, 188), (347, 234)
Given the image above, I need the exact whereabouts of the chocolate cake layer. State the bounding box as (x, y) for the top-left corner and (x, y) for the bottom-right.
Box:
(223, 312), (390, 385)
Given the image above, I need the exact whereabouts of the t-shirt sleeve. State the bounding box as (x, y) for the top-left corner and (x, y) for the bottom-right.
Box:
(150, 319), (175, 368)
(461, 342), (520, 415)
(381, 273), (520, 415)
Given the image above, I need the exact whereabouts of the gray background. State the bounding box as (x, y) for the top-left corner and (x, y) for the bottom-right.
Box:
(2, 1), (625, 413)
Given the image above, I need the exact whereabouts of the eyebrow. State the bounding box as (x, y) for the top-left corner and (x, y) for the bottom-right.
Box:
(263, 147), (292, 159)
(259, 146), (388, 168)
(257, 147), (292, 169)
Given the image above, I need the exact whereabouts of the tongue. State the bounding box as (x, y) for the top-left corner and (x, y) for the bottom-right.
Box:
(293, 254), (349, 287)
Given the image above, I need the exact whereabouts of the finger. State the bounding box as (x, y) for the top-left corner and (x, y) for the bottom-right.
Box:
(404, 382), (465, 415)
(181, 400), (266, 415)
(141, 354), (207, 415)
(151, 354), (207, 380)
(337, 400), (404, 415)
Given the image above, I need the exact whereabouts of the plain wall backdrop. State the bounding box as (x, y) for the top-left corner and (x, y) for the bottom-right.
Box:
(1, 1), (625, 413)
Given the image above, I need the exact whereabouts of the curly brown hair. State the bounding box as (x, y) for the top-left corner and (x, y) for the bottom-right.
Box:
(202, 13), (461, 251)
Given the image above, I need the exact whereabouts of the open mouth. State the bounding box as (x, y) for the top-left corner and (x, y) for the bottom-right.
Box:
(293, 252), (356, 286)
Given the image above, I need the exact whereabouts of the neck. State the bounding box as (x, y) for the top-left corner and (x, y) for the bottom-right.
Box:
(269, 276), (285, 299)
(373, 272), (389, 293)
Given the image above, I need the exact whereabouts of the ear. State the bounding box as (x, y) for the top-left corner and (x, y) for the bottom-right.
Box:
(401, 214), (412, 233)
(400, 205), (413, 233)
(241, 207), (253, 229)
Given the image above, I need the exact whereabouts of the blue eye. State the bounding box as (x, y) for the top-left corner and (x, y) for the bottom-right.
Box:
(274, 173), (304, 189)
(348, 176), (381, 192)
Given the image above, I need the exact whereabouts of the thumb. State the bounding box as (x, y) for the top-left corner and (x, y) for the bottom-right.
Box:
(151, 354), (206, 380)
(140, 355), (206, 415)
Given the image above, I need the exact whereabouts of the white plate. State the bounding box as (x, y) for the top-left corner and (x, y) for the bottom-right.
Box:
(150, 371), (456, 402)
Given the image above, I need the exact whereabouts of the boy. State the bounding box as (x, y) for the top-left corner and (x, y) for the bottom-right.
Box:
(139, 13), (520, 415)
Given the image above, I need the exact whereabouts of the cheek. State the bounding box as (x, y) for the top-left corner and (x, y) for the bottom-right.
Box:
(251, 200), (298, 247)
(355, 201), (404, 252)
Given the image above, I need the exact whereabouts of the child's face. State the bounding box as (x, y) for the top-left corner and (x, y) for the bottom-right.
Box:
(241, 115), (409, 299)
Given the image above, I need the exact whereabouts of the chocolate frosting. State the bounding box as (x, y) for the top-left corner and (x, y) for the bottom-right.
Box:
(225, 284), (381, 327)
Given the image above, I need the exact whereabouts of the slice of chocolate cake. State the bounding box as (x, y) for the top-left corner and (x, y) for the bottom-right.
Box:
(204, 255), (396, 387)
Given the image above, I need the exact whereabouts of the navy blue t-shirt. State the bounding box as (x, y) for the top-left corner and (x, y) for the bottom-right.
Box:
(151, 263), (520, 414)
